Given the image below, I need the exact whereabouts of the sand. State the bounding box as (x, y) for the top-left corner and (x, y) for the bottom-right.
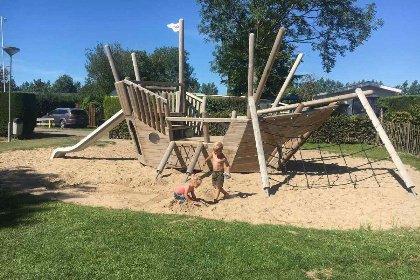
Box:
(0, 139), (419, 230)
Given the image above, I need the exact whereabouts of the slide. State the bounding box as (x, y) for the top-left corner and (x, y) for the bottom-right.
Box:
(51, 110), (125, 159)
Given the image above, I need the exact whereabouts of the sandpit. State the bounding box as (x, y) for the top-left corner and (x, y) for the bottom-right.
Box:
(0, 139), (419, 230)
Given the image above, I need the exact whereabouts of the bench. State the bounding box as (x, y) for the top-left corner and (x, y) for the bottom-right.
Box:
(36, 118), (55, 128)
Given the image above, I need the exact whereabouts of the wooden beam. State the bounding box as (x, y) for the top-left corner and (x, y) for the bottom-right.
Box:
(247, 33), (255, 119)
(254, 27), (286, 105)
(179, 18), (185, 113)
(248, 97), (270, 196)
(166, 117), (248, 123)
(156, 141), (175, 178)
(186, 142), (204, 177)
(272, 53), (304, 108)
(258, 90), (373, 114)
(164, 92), (174, 140)
(105, 45), (120, 82)
(356, 88), (416, 196)
(131, 52), (141, 81)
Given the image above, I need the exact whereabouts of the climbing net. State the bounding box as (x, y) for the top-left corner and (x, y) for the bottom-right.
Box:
(258, 114), (397, 191)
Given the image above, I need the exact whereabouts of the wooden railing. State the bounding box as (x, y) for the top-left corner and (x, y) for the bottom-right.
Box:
(120, 80), (168, 135)
(186, 92), (204, 136)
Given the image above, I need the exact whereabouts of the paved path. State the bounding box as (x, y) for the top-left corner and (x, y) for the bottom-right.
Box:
(34, 127), (108, 138)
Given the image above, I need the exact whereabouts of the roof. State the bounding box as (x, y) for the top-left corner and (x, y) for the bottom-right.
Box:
(315, 81), (402, 97)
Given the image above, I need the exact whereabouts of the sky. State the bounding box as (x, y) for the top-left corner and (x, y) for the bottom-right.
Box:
(1, 0), (419, 94)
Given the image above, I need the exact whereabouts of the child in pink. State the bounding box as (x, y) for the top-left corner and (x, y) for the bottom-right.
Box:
(174, 176), (202, 205)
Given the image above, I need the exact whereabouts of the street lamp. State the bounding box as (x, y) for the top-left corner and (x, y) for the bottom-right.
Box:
(3, 46), (20, 142)
(1, 16), (6, 92)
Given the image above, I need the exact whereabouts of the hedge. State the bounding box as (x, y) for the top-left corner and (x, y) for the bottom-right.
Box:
(378, 95), (420, 112)
(207, 97), (247, 135)
(36, 92), (81, 117)
(309, 115), (376, 144)
(103, 96), (130, 139)
(0, 92), (37, 138)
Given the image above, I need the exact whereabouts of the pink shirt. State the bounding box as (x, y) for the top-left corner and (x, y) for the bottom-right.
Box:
(174, 184), (187, 195)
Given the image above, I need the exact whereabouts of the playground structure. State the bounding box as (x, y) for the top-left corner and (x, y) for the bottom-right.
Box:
(52, 19), (416, 197)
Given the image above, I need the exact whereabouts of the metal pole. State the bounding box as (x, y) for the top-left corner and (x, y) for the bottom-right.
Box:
(7, 55), (11, 142)
(1, 16), (5, 92)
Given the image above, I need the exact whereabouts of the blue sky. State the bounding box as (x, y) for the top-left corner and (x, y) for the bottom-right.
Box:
(1, 0), (419, 94)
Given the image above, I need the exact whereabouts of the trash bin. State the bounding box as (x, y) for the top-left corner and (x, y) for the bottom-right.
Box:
(13, 118), (23, 137)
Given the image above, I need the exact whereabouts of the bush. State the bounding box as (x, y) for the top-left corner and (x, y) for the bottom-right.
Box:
(206, 97), (247, 116)
(103, 96), (130, 139)
(0, 92), (37, 138)
(310, 115), (376, 144)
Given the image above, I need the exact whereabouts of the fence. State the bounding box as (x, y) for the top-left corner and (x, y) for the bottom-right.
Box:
(384, 122), (420, 155)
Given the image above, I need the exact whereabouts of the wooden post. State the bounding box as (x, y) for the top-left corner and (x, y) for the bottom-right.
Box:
(185, 142), (204, 181)
(105, 45), (120, 82)
(248, 97), (270, 196)
(356, 88), (416, 196)
(247, 33), (255, 119)
(293, 103), (304, 114)
(156, 141), (175, 178)
(156, 98), (165, 134)
(254, 27), (286, 105)
(179, 18), (185, 114)
(201, 96), (210, 143)
(131, 52), (141, 81)
(258, 90), (374, 115)
(272, 53), (304, 108)
(231, 110), (237, 119)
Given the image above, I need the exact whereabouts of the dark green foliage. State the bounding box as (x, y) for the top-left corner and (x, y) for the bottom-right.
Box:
(36, 92), (81, 117)
(378, 95), (420, 112)
(51, 74), (80, 93)
(85, 43), (199, 96)
(378, 96), (420, 124)
(197, 0), (383, 97)
(0, 92), (37, 138)
(200, 82), (219, 95)
(396, 80), (420, 95)
(103, 96), (130, 139)
(310, 116), (376, 144)
(207, 97), (248, 135)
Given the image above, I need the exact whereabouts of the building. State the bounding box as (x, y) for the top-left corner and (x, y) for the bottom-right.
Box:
(313, 82), (401, 116)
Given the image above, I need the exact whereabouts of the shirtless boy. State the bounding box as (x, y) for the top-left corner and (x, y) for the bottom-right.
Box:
(203, 142), (231, 202)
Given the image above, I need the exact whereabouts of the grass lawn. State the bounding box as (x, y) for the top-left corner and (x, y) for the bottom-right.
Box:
(0, 191), (419, 279)
(303, 143), (420, 171)
(0, 136), (115, 153)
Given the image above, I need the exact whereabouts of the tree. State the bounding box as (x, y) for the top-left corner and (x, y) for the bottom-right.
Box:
(408, 80), (420, 95)
(200, 82), (219, 95)
(197, 0), (384, 97)
(51, 74), (79, 93)
(31, 79), (51, 93)
(85, 43), (199, 96)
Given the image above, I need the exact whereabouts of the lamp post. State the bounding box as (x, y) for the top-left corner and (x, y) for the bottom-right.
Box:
(1, 16), (6, 92)
(3, 46), (20, 142)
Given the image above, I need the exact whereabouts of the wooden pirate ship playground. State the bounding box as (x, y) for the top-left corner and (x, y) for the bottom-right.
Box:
(52, 19), (416, 197)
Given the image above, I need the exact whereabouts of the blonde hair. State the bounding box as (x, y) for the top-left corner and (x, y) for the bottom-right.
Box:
(190, 175), (202, 187)
(213, 141), (223, 152)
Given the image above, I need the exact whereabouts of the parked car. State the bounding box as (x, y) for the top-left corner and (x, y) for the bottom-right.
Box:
(43, 108), (89, 128)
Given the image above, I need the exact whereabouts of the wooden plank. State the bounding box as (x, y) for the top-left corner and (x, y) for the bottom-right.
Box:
(141, 90), (151, 126)
(164, 92), (174, 140)
(105, 45), (120, 82)
(151, 96), (160, 132)
(166, 117), (248, 123)
(131, 52), (141, 81)
(156, 98), (165, 134)
(134, 87), (146, 123)
(127, 84), (141, 118)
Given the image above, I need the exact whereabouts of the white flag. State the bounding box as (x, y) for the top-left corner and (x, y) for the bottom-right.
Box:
(167, 23), (180, 32)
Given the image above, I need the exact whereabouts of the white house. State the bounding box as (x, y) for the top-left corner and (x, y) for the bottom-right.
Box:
(313, 82), (401, 115)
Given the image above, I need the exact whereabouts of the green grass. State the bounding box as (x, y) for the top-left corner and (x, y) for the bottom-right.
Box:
(303, 143), (420, 171)
(37, 126), (97, 131)
(0, 191), (419, 280)
(0, 136), (115, 153)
